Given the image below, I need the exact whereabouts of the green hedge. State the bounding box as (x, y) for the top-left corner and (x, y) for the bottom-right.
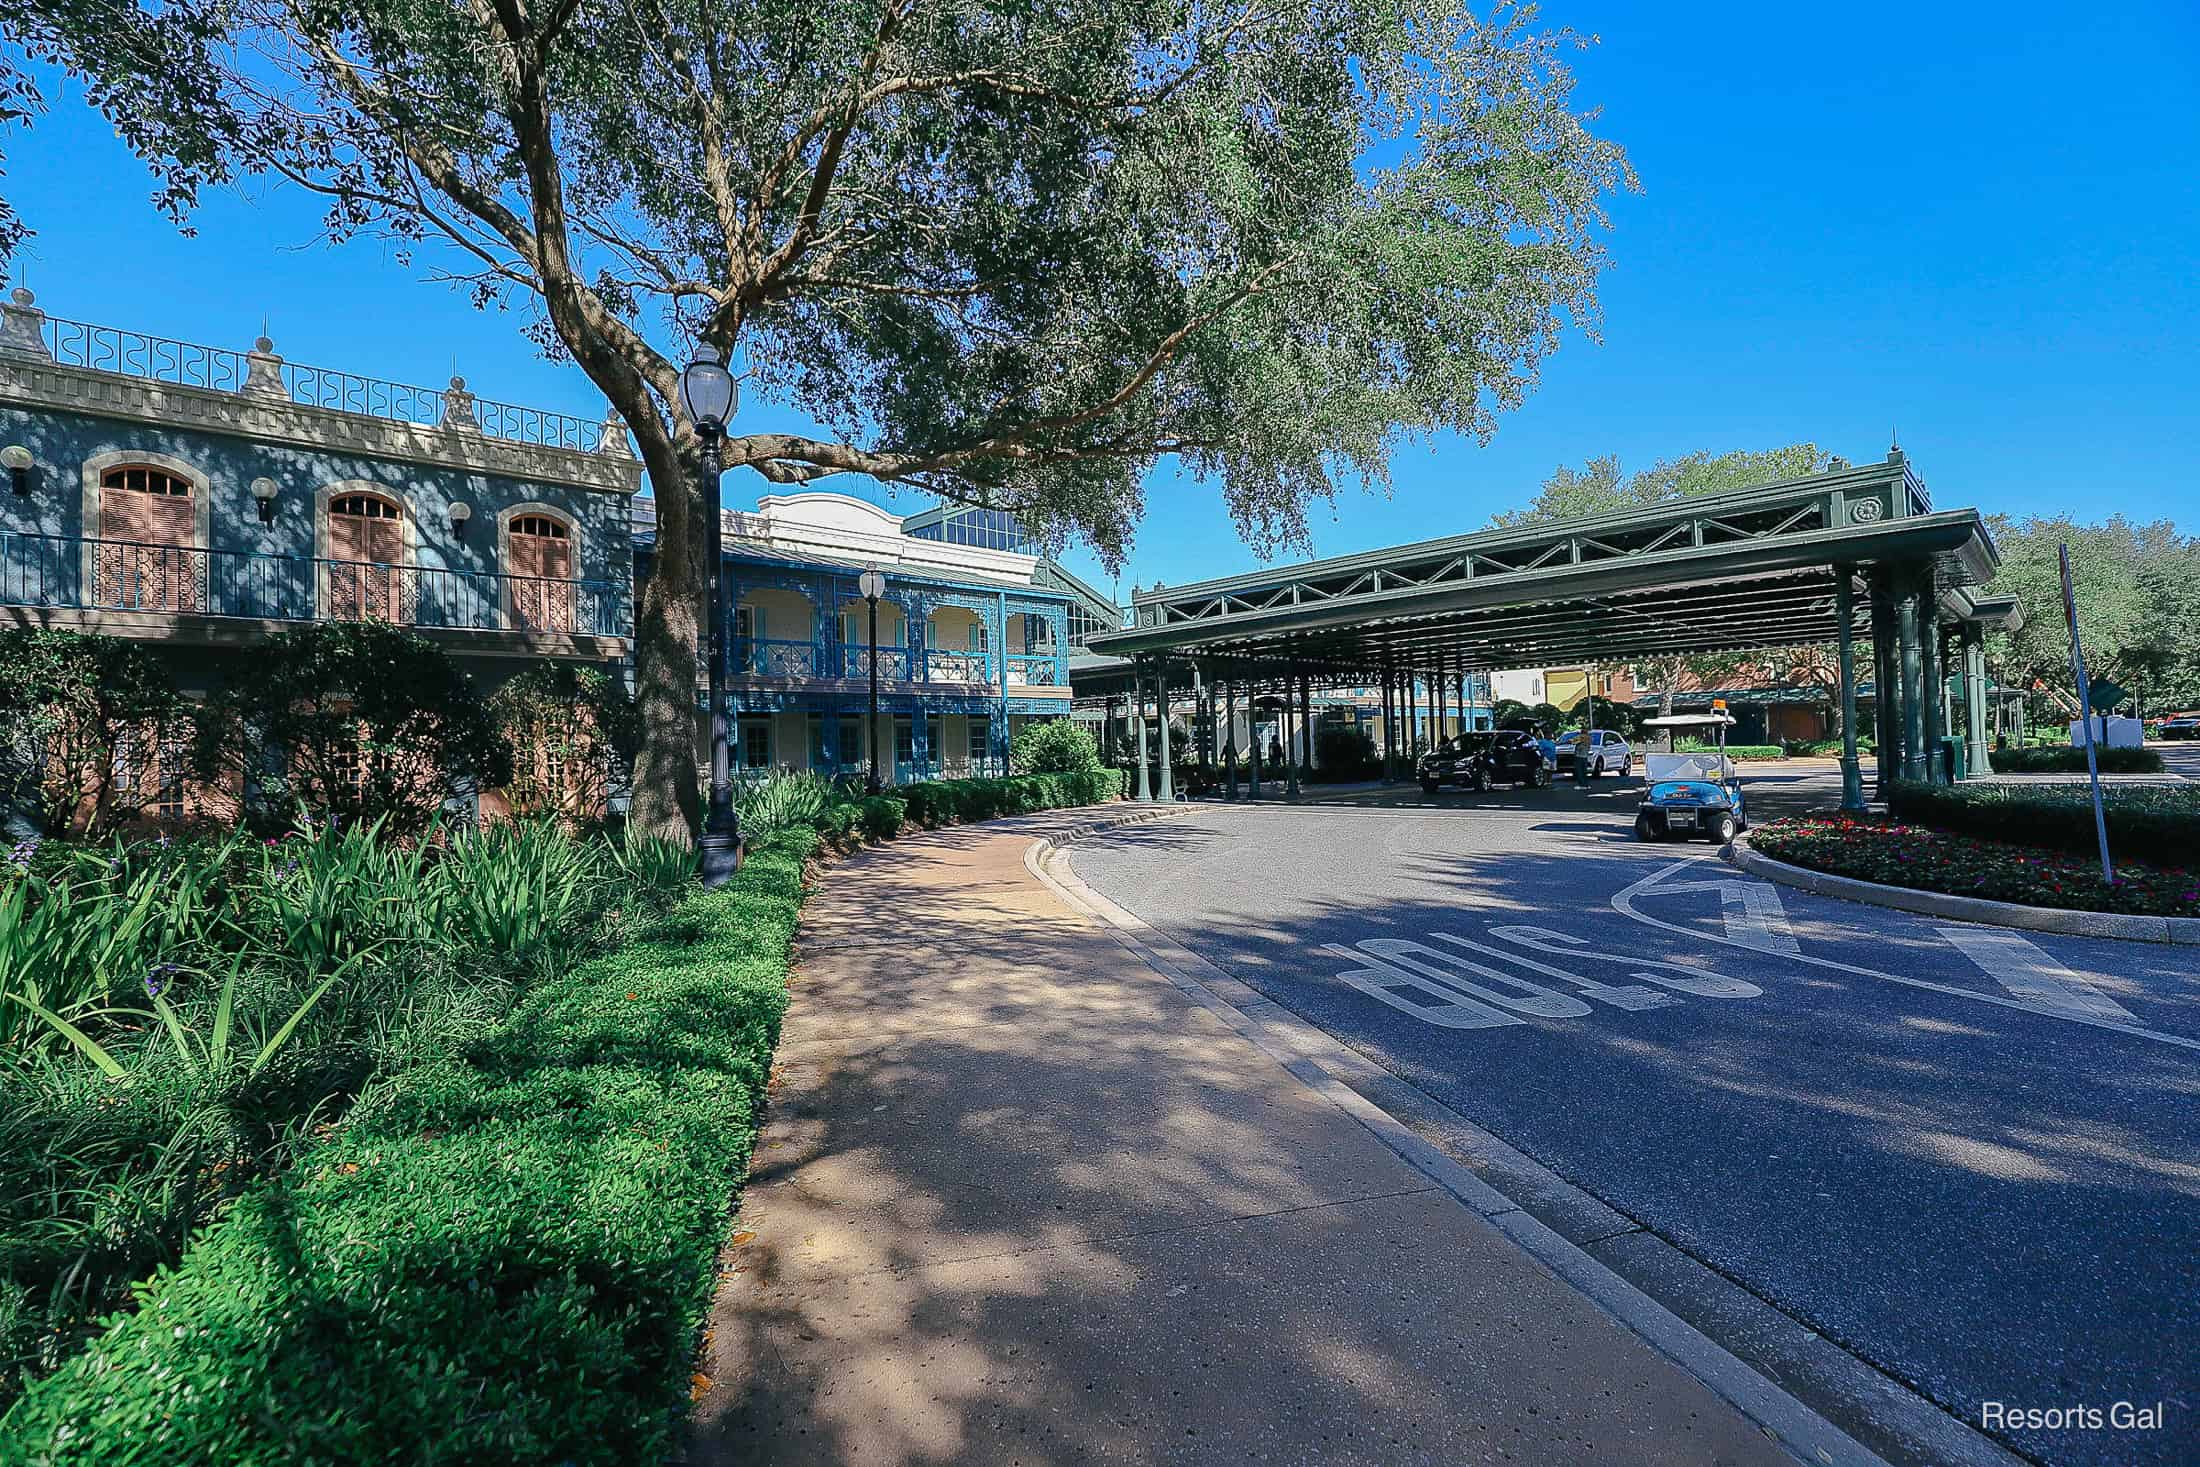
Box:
(1676, 740), (1786, 761)
(1, 828), (819, 1464)
(1982, 745), (2165, 775)
(878, 768), (1125, 833)
(1887, 780), (2200, 866)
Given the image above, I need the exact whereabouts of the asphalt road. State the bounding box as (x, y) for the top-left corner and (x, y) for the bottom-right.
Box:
(1066, 762), (2198, 1467)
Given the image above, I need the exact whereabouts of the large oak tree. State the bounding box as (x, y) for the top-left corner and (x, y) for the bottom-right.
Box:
(10, 0), (1633, 838)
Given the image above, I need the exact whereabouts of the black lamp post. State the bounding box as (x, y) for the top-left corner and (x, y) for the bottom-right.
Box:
(858, 564), (886, 794)
(680, 348), (739, 887)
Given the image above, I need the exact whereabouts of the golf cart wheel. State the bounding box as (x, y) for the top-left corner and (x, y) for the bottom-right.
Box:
(1634, 813), (1657, 841)
(1709, 813), (1738, 845)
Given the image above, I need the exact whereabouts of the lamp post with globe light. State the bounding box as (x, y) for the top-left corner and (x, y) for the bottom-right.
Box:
(679, 349), (739, 886)
(858, 564), (886, 793)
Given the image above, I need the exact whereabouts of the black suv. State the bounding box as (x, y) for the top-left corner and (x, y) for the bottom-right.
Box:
(1418, 730), (1553, 793)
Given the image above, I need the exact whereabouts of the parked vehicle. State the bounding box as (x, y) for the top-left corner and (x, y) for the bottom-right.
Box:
(1419, 729), (1553, 793)
(1633, 713), (1747, 843)
(1555, 728), (1633, 777)
(2160, 712), (2200, 740)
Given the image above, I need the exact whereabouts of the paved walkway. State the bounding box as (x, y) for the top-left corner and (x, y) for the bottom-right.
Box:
(686, 809), (1798, 1466)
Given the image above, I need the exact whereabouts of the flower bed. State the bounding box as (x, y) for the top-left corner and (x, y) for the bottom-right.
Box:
(1887, 780), (2199, 867)
(1749, 814), (2200, 918)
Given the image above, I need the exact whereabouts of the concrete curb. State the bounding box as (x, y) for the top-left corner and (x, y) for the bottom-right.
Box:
(1026, 826), (2026, 1467)
(1726, 834), (2200, 946)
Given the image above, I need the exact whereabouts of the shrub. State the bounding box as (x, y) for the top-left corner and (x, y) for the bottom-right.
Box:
(0, 629), (192, 837)
(1886, 780), (2200, 866)
(1676, 739), (1785, 760)
(859, 794), (907, 839)
(1982, 745), (2164, 775)
(733, 770), (835, 841)
(487, 664), (640, 826)
(1011, 718), (1101, 774)
(0, 826), (815, 1463)
(1310, 725), (1380, 782)
(194, 623), (513, 836)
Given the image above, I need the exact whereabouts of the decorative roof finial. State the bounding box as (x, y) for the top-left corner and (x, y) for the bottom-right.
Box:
(0, 284), (47, 359)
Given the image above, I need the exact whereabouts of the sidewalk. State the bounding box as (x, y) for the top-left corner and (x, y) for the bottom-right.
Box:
(686, 808), (1799, 1466)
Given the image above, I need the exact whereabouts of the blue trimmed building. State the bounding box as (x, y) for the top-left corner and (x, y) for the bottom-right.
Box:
(1, 291), (1105, 809)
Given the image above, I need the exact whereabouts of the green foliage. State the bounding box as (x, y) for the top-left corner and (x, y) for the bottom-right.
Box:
(1985, 515), (2200, 714)
(1982, 745), (2164, 776)
(1753, 814), (2197, 918)
(1676, 739), (1786, 760)
(859, 795), (907, 840)
(1490, 698), (1531, 727)
(194, 622), (513, 837)
(1310, 725), (1380, 782)
(732, 770), (836, 841)
(0, 819), (695, 1412)
(1011, 719), (1102, 775)
(0, 629), (191, 837)
(1494, 444), (1833, 529)
(486, 664), (640, 826)
(1561, 695), (1641, 739)
(1, 828), (817, 1462)
(1888, 779), (2196, 865)
(435, 820), (600, 964)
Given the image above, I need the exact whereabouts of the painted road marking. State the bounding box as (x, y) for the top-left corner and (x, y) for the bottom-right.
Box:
(1610, 856), (2200, 1054)
(1719, 880), (1801, 957)
(1323, 928), (1758, 1032)
(1935, 926), (2138, 1024)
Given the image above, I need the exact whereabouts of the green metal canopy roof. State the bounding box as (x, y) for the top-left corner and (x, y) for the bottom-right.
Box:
(1083, 451), (2018, 685)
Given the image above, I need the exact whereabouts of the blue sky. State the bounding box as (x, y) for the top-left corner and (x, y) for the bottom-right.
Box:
(6, 0), (2194, 599)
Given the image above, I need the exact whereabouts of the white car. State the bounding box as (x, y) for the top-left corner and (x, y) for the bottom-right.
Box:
(1554, 728), (1633, 777)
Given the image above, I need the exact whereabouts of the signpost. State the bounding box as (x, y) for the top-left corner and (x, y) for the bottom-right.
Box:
(2058, 544), (2114, 884)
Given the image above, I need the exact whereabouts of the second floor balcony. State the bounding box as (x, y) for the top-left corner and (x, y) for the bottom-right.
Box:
(1, 532), (630, 646)
(732, 634), (1063, 689)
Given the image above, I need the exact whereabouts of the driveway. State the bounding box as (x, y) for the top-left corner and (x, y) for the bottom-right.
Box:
(1066, 769), (2198, 1467)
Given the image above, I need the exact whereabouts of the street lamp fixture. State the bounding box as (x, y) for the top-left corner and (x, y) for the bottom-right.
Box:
(858, 564), (886, 794)
(249, 476), (279, 524)
(447, 500), (473, 541)
(681, 348), (742, 887)
(2, 445), (33, 497)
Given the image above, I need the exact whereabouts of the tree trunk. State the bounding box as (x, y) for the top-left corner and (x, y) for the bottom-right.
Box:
(625, 436), (706, 843)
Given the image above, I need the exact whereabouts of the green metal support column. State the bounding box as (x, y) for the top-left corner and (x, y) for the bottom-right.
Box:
(1247, 682), (1263, 798)
(1921, 599), (1947, 783)
(1835, 566), (1863, 812)
(1299, 671), (1314, 775)
(1285, 669), (1302, 799)
(1963, 627), (1990, 775)
(1869, 570), (1897, 799)
(1155, 662), (1176, 803)
(1133, 663), (1152, 802)
(1224, 681), (1239, 799)
(1896, 571), (1927, 783)
(1381, 668), (1396, 780)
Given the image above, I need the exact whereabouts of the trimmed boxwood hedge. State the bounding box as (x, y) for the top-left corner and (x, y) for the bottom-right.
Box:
(1886, 780), (2200, 867)
(1, 828), (818, 1465)
(1981, 745), (2164, 775)
(893, 768), (1124, 829)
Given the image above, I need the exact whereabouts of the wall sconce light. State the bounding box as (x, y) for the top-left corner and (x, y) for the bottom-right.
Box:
(249, 476), (279, 524)
(1, 445), (32, 497)
(448, 500), (473, 540)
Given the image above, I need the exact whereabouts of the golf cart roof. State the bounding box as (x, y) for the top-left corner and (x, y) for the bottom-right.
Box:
(1640, 714), (1738, 730)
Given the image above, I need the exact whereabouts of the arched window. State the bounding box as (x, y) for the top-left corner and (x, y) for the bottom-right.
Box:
(96, 463), (202, 611)
(324, 491), (412, 623)
(506, 511), (575, 631)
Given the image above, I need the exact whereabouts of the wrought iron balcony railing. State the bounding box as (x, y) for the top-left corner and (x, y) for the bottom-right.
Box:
(1, 533), (629, 638)
(35, 315), (614, 455)
(727, 635), (1064, 688)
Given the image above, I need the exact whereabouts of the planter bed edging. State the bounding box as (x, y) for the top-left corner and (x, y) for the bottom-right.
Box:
(1725, 834), (2200, 946)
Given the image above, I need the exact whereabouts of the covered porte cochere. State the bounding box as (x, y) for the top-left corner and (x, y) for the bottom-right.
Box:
(1081, 449), (2020, 809)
